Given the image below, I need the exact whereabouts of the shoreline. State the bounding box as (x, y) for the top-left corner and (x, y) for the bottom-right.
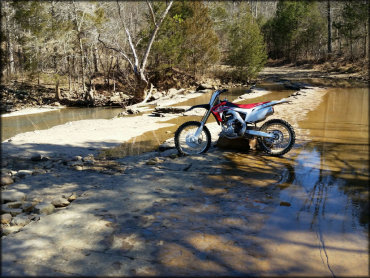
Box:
(1, 106), (67, 118)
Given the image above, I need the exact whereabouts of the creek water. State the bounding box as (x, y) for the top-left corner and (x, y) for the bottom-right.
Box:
(223, 87), (369, 274)
(1, 107), (124, 142)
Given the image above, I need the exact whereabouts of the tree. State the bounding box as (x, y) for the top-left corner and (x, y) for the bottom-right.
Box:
(98, 0), (173, 103)
(149, 1), (220, 75)
(334, 1), (369, 59)
(226, 5), (267, 82)
(327, 0), (332, 54)
(262, 0), (326, 61)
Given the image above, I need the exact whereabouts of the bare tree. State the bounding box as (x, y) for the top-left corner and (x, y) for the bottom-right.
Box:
(98, 0), (173, 103)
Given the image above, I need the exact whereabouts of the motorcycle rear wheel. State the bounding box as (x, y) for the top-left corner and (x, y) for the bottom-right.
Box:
(175, 121), (211, 156)
(257, 119), (295, 156)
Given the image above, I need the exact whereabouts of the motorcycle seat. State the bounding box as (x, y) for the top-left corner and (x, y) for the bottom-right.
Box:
(234, 102), (268, 109)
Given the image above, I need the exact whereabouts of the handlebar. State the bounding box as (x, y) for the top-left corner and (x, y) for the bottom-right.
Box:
(218, 89), (228, 94)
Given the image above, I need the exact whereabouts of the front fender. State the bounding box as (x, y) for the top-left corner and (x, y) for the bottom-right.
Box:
(186, 104), (210, 112)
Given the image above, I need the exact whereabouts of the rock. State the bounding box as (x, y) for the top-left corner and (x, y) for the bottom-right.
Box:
(127, 108), (140, 114)
(169, 153), (178, 159)
(280, 201), (291, 207)
(66, 193), (77, 202)
(69, 161), (83, 167)
(167, 88), (180, 96)
(1, 176), (14, 186)
(150, 92), (163, 101)
(21, 202), (36, 212)
(9, 170), (17, 176)
(73, 155), (83, 161)
(146, 157), (162, 166)
(51, 197), (70, 207)
(117, 111), (128, 117)
(15, 170), (33, 178)
(1, 213), (12, 224)
(196, 83), (215, 91)
(35, 202), (55, 215)
(74, 165), (83, 171)
(32, 169), (47, 175)
(1, 205), (23, 216)
(146, 160), (157, 166)
(151, 112), (165, 117)
(110, 95), (121, 103)
(83, 155), (95, 165)
(119, 92), (130, 100)
(1, 226), (21, 236)
(6, 201), (22, 209)
(30, 154), (49, 162)
(2, 189), (26, 203)
(12, 214), (31, 227)
(52, 102), (61, 106)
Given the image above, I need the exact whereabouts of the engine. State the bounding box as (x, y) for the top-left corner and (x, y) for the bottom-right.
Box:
(221, 112), (243, 138)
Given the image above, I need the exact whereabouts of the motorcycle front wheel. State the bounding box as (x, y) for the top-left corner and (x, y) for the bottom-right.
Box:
(258, 119), (295, 156)
(175, 121), (211, 155)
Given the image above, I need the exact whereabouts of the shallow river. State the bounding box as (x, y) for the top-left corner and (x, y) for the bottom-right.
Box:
(223, 87), (369, 274)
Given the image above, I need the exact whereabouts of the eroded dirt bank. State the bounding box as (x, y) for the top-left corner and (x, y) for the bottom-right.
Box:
(1, 67), (368, 276)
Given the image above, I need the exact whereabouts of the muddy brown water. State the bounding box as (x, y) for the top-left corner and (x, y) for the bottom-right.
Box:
(1, 107), (124, 142)
(220, 87), (368, 274)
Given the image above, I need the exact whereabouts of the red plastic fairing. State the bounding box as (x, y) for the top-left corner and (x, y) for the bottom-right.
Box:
(211, 101), (227, 122)
(234, 102), (269, 109)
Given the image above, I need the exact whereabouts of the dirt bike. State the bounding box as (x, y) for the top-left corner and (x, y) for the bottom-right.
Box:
(174, 89), (295, 156)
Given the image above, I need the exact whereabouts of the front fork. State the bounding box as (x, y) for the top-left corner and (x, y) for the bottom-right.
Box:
(194, 109), (212, 138)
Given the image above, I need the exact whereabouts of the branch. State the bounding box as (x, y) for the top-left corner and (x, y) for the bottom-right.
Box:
(116, 0), (139, 73)
(141, 1), (173, 73)
(97, 34), (134, 71)
(146, 1), (157, 26)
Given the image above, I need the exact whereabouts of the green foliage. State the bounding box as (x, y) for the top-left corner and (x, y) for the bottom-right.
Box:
(262, 1), (326, 61)
(148, 1), (220, 74)
(334, 1), (369, 58)
(226, 6), (267, 81)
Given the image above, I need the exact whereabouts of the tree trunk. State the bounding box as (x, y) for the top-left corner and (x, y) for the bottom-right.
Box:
(93, 46), (99, 73)
(55, 79), (61, 100)
(78, 36), (86, 92)
(5, 8), (15, 75)
(327, 0), (332, 55)
(133, 73), (148, 103)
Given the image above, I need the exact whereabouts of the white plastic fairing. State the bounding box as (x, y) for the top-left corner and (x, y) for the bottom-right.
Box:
(245, 106), (273, 123)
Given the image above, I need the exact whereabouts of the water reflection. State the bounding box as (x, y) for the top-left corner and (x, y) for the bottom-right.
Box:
(221, 87), (369, 275)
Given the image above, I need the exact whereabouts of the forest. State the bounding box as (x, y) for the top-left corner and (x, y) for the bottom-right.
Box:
(1, 0), (369, 106)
